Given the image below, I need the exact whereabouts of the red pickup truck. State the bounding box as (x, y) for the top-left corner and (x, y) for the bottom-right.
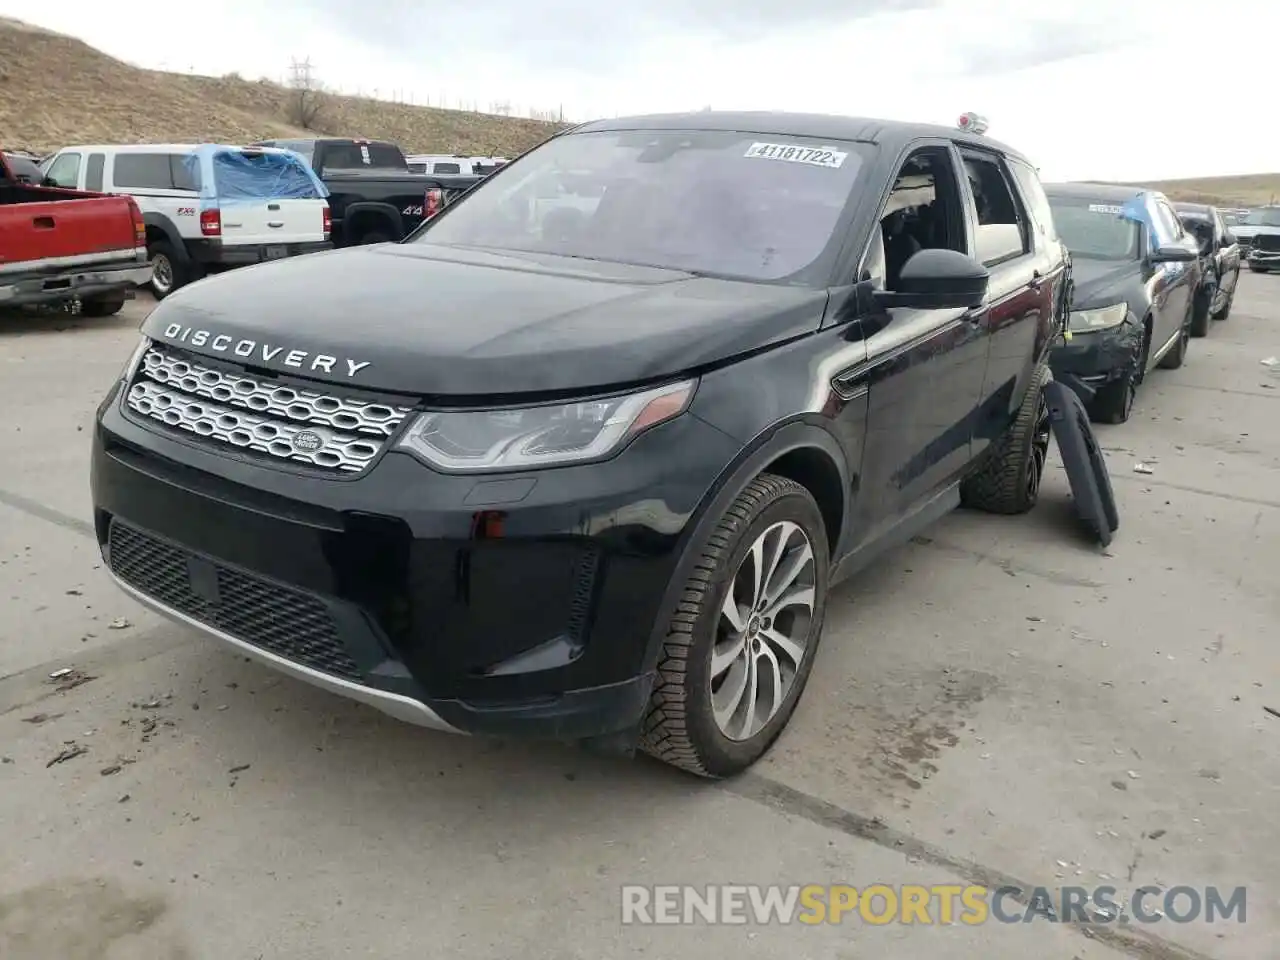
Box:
(1, 149), (151, 316)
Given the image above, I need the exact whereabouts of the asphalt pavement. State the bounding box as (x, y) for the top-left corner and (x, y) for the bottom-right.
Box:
(1, 280), (1276, 960)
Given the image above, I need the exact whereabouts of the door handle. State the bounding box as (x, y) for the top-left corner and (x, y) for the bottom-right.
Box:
(33, 216), (55, 229)
(267, 221), (284, 228)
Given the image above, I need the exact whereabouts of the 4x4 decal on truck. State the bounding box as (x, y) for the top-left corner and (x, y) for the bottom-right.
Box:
(402, 204), (424, 217)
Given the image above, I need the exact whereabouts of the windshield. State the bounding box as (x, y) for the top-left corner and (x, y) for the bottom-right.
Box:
(1047, 197), (1141, 260)
(1242, 207), (1280, 227)
(412, 129), (868, 282)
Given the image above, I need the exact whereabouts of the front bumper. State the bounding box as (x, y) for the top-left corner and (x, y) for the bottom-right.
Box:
(91, 378), (739, 741)
(187, 239), (333, 267)
(0, 261), (152, 306)
(1048, 318), (1144, 401)
(1247, 249), (1280, 268)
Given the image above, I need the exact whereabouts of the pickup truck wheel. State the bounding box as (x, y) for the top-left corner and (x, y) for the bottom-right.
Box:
(80, 295), (126, 318)
(148, 242), (190, 300)
(960, 364), (1052, 515)
(358, 230), (392, 245)
(640, 474), (829, 779)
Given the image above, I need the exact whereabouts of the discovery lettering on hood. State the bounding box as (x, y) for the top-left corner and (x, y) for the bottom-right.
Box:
(160, 322), (372, 378)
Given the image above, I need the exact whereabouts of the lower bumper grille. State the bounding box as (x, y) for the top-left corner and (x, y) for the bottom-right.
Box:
(1253, 234), (1280, 252)
(107, 520), (362, 682)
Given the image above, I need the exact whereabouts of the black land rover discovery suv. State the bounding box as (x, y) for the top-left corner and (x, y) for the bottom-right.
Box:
(92, 111), (1068, 778)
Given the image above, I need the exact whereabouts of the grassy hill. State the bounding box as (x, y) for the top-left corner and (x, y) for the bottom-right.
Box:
(0, 17), (565, 157)
(1119, 174), (1280, 208)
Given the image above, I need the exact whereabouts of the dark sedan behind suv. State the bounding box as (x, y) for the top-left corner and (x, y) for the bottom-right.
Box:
(1045, 183), (1201, 423)
(1175, 201), (1240, 323)
(93, 111), (1070, 778)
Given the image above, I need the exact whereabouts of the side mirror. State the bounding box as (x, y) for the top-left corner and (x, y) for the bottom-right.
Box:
(1222, 231), (1237, 246)
(1150, 243), (1198, 264)
(873, 248), (990, 310)
(41, 176), (59, 188)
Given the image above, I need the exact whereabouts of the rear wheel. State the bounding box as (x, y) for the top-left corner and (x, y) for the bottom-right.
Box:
(640, 474), (829, 779)
(960, 363), (1052, 514)
(357, 230), (392, 245)
(147, 241), (194, 299)
(80, 295), (126, 318)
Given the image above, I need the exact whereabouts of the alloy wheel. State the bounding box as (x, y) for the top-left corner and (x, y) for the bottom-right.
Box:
(151, 254), (173, 296)
(1027, 388), (1052, 501)
(711, 520), (817, 742)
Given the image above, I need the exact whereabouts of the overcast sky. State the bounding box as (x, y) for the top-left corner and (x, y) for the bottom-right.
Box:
(5, 0), (1276, 181)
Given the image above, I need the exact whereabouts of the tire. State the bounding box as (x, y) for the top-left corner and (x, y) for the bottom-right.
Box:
(1248, 262), (1269, 273)
(640, 474), (830, 779)
(960, 363), (1052, 515)
(1212, 276), (1235, 320)
(1157, 324), (1188, 370)
(1189, 280), (1213, 338)
(80, 295), (126, 318)
(357, 230), (392, 245)
(1089, 372), (1136, 425)
(147, 241), (192, 300)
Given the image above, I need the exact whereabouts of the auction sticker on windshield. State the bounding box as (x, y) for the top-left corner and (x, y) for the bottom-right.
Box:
(745, 143), (848, 168)
(1088, 204), (1124, 214)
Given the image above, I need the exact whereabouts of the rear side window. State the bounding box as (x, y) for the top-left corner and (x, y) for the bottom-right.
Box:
(432, 162), (461, 174)
(85, 153), (106, 191)
(1006, 159), (1058, 246)
(321, 141), (404, 170)
(960, 152), (1031, 266)
(113, 153), (198, 191)
(211, 150), (322, 201)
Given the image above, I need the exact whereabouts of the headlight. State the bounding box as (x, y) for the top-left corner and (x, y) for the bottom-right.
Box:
(121, 336), (150, 381)
(397, 379), (696, 472)
(1068, 303), (1128, 332)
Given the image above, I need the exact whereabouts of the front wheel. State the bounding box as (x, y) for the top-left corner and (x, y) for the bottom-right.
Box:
(1248, 262), (1270, 273)
(640, 474), (830, 779)
(1212, 277), (1235, 320)
(1157, 324), (1188, 370)
(1089, 370), (1136, 424)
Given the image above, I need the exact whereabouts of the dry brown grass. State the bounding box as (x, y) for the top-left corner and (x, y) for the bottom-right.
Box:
(0, 17), (565, 157)
(1120, 174), (1280, 208)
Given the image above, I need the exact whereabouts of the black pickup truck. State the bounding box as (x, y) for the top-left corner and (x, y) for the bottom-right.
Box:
(253, 138), (481, 247)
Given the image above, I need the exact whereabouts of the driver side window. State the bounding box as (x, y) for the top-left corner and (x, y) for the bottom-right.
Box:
(45, 152), (82, 189)
(863, 147), (967, 290)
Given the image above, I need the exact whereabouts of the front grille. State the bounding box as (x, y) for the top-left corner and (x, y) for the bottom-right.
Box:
(107, 520), (363, 682)
(1253, 234), (1280, 252)
(125, 345), (414, 474)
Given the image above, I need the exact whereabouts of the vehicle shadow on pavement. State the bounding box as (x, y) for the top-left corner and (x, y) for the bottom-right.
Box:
(0, 307), (142, 337)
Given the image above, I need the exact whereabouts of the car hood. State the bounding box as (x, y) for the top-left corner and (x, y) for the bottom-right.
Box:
(1070, 257), (1142, 310)
(141, 243), (827, 397)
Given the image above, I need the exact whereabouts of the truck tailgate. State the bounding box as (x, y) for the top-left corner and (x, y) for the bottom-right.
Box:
(0, 196), (139, 268)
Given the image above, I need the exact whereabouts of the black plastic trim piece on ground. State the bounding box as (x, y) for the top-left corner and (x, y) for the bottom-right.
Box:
(1044, 379), (1119, 548)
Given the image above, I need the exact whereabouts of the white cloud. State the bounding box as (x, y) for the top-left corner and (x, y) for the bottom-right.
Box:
(3, 0), (1275, 180)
